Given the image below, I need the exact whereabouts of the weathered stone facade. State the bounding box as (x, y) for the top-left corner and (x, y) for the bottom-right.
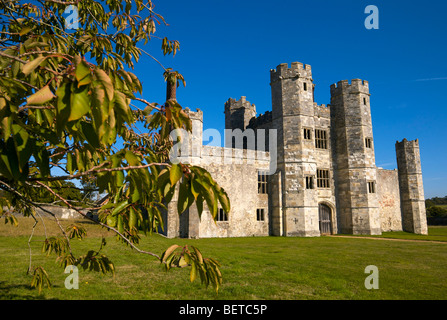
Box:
(162, 61), (428, 238)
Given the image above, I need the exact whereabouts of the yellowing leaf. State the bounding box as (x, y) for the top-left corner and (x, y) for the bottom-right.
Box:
(94, 69), (114, 101)
(161, 244), (180, 262)
(27, 85), (55, 105)
(22, 56), (46, 76)
(19, 26), (33, 36)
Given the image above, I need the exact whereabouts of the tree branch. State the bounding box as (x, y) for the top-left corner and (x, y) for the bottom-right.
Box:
(34, 181), (161, 260)
(29, 161), (169, 182)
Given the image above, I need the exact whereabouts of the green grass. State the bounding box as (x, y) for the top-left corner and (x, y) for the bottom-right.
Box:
(333, 226), (447, 242)
(1, 218), (447, 300)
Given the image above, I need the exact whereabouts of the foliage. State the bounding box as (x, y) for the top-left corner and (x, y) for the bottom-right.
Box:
(161, 244), (222, 293)
(0, 0), (230, 294)
(426, 206), (447, 218)
(425, 196), (447, 209)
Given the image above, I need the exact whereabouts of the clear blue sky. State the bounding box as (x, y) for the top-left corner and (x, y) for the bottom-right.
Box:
(131, 0), (447, 199)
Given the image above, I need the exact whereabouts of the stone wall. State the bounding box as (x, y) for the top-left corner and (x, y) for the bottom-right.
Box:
(376, 168), (402, 231)
(33, 205), (85, 219)
(164, 143), (271, 238)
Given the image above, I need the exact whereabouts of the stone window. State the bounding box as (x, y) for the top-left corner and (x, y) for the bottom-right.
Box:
(368, 181), (376, 194)
(315, 129), (328, 149)
(303, 82), (307, 91)
(363, 97), (367, 105)
(257, 208), (265, 221)
(303, 128), (312, 140)
(258, 170), (268, 194)
(217, 208), (228, 222)
(365, 138), (372, 148)
(317, 169), (330, 188)
(305, 176), (314, 189)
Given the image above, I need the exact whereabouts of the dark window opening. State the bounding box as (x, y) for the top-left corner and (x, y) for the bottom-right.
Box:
(257, 209), (265, 221)
(368, 181), (376, 194)
(303, 82), (307, 91)
(315, 129), (328, 149)
(303, 128), (312, 140)
(258, 171), (268, 194)
(305, 176), (314, 189)
(317, 169), (330, 188)
(365, 138), (372, 148)
(217, 208), (228, 222)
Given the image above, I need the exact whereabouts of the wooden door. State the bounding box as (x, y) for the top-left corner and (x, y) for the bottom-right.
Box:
(319, 203), (332, 235)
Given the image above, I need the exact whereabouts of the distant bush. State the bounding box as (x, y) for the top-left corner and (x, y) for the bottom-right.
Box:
(426, 206), (447, 218)
(425, 196), (447, 208)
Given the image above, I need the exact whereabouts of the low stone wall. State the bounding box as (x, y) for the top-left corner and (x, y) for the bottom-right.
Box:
(11, 205), (87, 220)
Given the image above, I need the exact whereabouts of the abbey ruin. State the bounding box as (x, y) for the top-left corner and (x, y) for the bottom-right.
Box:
(162, 62), (428, 238)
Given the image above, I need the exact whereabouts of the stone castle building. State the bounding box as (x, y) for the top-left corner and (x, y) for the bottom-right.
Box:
(162, 62), (428, 238)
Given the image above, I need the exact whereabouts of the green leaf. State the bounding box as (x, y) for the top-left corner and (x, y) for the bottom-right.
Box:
(216, 186), (230, 214)
(170, 163), (182, 186)
(190, 262), (197, 282)
(34, 145), (50, 177)
(117, 214), (124, 234)
(55, 82), (72, 135)
(66, 152), (73, 174)
(19, 26), (33, 36)
(68, 86), (90, 121)
(74, 56), (91, 86)
(111, 200), (129, 216)
(196, 194), (204, 219)
(107, 214), (117, 227)
(124, 151), (139, 166)
(129, 207), (137, 228)
(177, 180), (188, 215)
(80, 121), (100, 148)
(27, 85), (55, 105)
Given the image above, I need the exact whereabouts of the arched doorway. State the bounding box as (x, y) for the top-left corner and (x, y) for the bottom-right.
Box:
(318, 203), (332, 235)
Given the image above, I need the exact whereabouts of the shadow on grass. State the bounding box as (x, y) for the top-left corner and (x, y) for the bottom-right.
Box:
(0, 281), (58, 300)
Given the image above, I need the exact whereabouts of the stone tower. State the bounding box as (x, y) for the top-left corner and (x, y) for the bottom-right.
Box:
(177, 108), (203, 239)
(395, 139), (428, 235)
(224, 96), (256, 148)
(330, 79), (381, 235)
(270, 62), (320, 237)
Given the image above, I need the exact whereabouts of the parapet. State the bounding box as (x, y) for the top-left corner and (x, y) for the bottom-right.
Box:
(330, 79), (370, 96)
(184, 107), (203, 122)
(270, 62), (312, 83)
(396, 138), (419, 148)
(247, 110), (273, 129)
(224, 96), (256, 113)
(314, 103), (330, 119)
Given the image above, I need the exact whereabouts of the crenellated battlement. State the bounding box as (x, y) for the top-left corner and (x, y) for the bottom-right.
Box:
(247, 110), (273, 129)
(396, 138), (419, 147)
(184, 107), (203, 122)
(224, 96), (256, 113)
(270, 62), (312, 83)
(314, 103), (330, 119)
(330, 79), (370, 96)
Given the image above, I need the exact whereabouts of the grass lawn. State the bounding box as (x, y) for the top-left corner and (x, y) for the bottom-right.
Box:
(0, 217), (446, 300)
